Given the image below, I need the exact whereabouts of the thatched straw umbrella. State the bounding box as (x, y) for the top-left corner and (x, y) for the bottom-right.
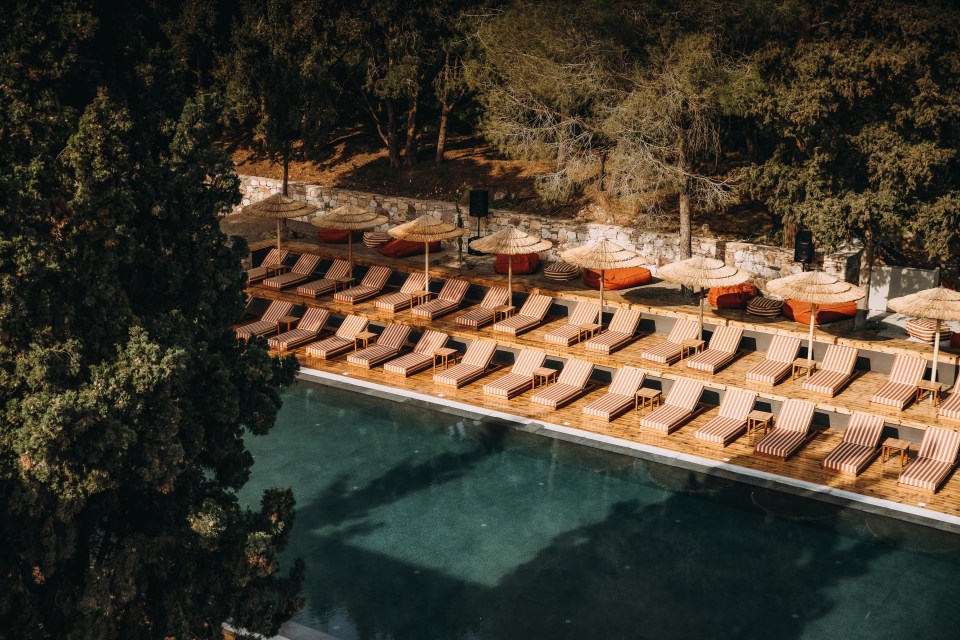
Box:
(559, 240), (647, 328)
(469, 226), (552, 307)
(388, 214), (465, 291)
(766, 271), (865, 369)
(888, 287), (960, 389)
(312, 204), (388, 271)
(658, 256), (751, 340)
(241, 193), (317, 251)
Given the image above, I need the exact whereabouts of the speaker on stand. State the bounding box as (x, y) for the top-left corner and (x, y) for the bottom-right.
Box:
(467, 189), (489, 256)
(794, 230), (816, 269)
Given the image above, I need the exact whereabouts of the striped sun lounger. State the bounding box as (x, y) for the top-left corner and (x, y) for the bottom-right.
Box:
(582, 366), (646, 421)
(641, 317), (700, 365)
(584, 308), (643, 354)
(686, 326), (743, 374)
(899, 427), (960, 492)
(333, 266), (393, 304)
(493, 294), (553, 336)
(267, 307), (330, 351)
(822, 412), (885, 475)
(640, 378), (704, 434)
(530, 358), (595, 409)
(940, 391), (960, 422)
(802, 345), (859, 397)
(383, 330), (449, 377)
(246, 248), (289, 284)
(694, 388), (758, 446)
(483, 349), (547, 399)
(869, 354), (927, 410)
(304, 315), (369, 359)
(295, 260), (352, 298)
(374, 272), (427, 312)
(347, 324), (412, 369)
(262, 253), (322, 290)
(455, 287), (509, 329)
(434, 340), (498, 388)
(235, 300), (294, 339)
(412, 279), (470, 320)
(543, 302), (601, 346)
(745, 335), (801, 386)
(755, 399), (816, 460)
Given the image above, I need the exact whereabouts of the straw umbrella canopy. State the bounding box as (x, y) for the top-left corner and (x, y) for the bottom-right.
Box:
(888, 287), (960, 389)
(469, 226), (553, 306)
(559, 240), (647, 327)
(312, 204), (388, 269)
(241, 193), (317, 251)
(388, 214), (465, 291)
(658, 256), (752, 339)
(766, 271), (865, 369)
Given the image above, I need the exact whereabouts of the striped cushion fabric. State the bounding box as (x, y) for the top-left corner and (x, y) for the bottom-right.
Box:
(917, 427), (960, 462)
(375, 273), (427, 312)
(905, 318), (953, 345)
(544, 261), (580, 281)
(268, 327), (319, 351)
(870, 355), (926, 409)
(584, 330), (635, 354)
(347, 344), (401, 368)
(434, 341), (497, 387)
(235, 300), (294, 338)
(940, 392), (960, 421)
(663, 378), (704, 412)
(667, 318), (701, 343)
(456, 307), (496, 329)
(412, 299), (458, 320)
(511, 349), (548, 377)
(493, 294), (552, 335)
(298, 308), (330, 333)
(802, 345), (858, 396)
(544, 325), (585, 346)
(483, 373), (531, 398)
(899, 458), (955, 491)
(363, 231), (392, 248)
(686, 348), (735, 374)
(545, 302), (601, 346)
(755, 429), (807, 459)
(745, 359), (792, 385)
(767, 334), (802, 363)
(334, 266), (392, 304)
(822, 442), (877, 475)
(870, 382), (917, 410)
(247, 248), (290, 283)
(582, 393), (634, 420)
(641, 378), (703, 432)
(843, 413), (885, 447)
(305, 336), (352, 359)
(695, 416), (747, 445)
(296, 259), (353, 297)
(888, 354), (928, 385)
(608, 308), (643, 334)
(718, 388), (757, 420)
(640, 405), (694, 433)
(802, 370), (851, 396)
(745, 335), (801, 384)
(821, 344), (859, 374)
(383, 352), (433, 376)
(335, 315), (370, 339)
(608, 367), (646, 396)
(641, 340), (684, 364)
(747, 296), (783, 318)
(263, 254), (322, 289)
(776, 399), (817, 432)
(530, 383), (579, 409)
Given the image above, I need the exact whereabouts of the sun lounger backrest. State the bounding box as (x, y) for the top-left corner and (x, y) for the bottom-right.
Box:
(413, 330), (449, 355)
(666, 318), (700, 344)
(664, 378), (703, 412)
(842, 413), (884, 447)
(259, 248), (288, 267)
(556, 358), (594, 388)
(518, 294), (552, 319)
(462, 341), (497, 367)
(322, 259), (351, 280)
(718, 388), (757, 421)
(261, 300), (294, 323)
(568, 302), (600, 326)
(480, 287), (509, 309)
(609, 366), (645, 397)
(335, 315), (369, 338)
(291, 253), (321, 275)
(766, 334), (802, 364)
(399, 272), (427, 293)
(918, 427), (960, 463)
(821, 345), (858, 375)
(511, 349), (547, 377)
(888, 354), (927, 385)
(360, 266), (392, 289)
(608, 308), (642, 334)
(708, 326), (743, 354)
(298, 308), (329, 333)
(777, 399), (816, 432)
(438, 279), (470, 303)
(378, 324), (412, 349)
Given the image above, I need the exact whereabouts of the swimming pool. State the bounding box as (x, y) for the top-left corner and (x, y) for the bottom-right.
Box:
(240, 380), (960, 640)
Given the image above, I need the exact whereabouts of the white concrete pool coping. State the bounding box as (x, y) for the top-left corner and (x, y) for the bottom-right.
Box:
(298, 366), (960, 536)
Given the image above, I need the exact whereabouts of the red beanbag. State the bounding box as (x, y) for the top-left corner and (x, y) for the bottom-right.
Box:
(494, 253), (541, 275)
(708, 283), (759, 310)
(317, 229), (360, 244)
(378, 239), (441, 258)
(582, 267), (652, 291)
(782, 299), (857, 325)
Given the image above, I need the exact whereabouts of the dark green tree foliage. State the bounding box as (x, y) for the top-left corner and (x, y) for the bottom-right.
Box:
(0, 1), (302, 638)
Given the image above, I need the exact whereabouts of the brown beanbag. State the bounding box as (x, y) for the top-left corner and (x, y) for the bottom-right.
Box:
(951, 332), (960, 349)
(317, 229), (360, 244)
(494, 253), (541, 275)
(378, 238), (442, 258)
(708, 283), (759, 309)
(582, 267), (652, 291)
(782, 299), (857, 325)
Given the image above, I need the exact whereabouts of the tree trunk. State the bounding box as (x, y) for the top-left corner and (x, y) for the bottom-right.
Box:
(403, 84), (420, 168)
(679, 187), (692, 260)
(386, 102), (401, 169)
(436, 104), (451, 165)
(782, 217), (797, 250)
(855, 226), (874, 329)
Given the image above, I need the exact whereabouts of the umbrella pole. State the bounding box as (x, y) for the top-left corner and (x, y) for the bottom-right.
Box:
(508, 258), (513, 308)
(807, 303), (816, 376)
(599, 269), (605, 329)
(424, 242), (430, 293)
(276, 219), (281, 251)
(930, 320), (941, 403)
(348, 235), (353, 274)
(699, 286), (705, 340)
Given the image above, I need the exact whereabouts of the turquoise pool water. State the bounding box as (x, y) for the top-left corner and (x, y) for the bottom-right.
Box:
(240, 381), (960, 640)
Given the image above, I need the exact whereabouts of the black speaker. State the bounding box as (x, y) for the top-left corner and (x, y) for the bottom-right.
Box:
(469, 189), (489, 218)
(794, 230), (815, 264)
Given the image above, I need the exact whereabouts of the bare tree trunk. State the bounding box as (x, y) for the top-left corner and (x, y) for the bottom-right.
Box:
(386, 102), (401, 169)
(782, 217), (797, 250)
(403, 83), (420, 168)
(856, 225), (874, 329)
(679, 187), (692, 260)
(436, 104), (451, 165)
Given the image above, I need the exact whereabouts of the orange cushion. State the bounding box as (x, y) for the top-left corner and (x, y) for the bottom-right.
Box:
(708, 283), (759, 309)
(494, 253), (541, 275)
(582, 267), (652, 291)
(377, 239), (441, 258)
(782, 299), (857, 325)
(317, 229), (360, 244)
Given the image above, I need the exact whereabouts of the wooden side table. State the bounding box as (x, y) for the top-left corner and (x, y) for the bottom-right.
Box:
(276, 315), (298, 335)
(792, 358), (817, 380)
(354, 331), (376, 351)
(881, 437), (911, 470)
(265, 264), (288, 276)
(410, 290), (432, 308)
(433, 347), (460, 372)
(578, 323), (602, 343)
(493, 305), (516, 323)
(916, 380), (943, 406)
(532, 367), (557, 389)
(635, 388), (662, 413)
(746, 410), (774, 436)
(334, 276), (356, 292)
(681, 339), (705, 359)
